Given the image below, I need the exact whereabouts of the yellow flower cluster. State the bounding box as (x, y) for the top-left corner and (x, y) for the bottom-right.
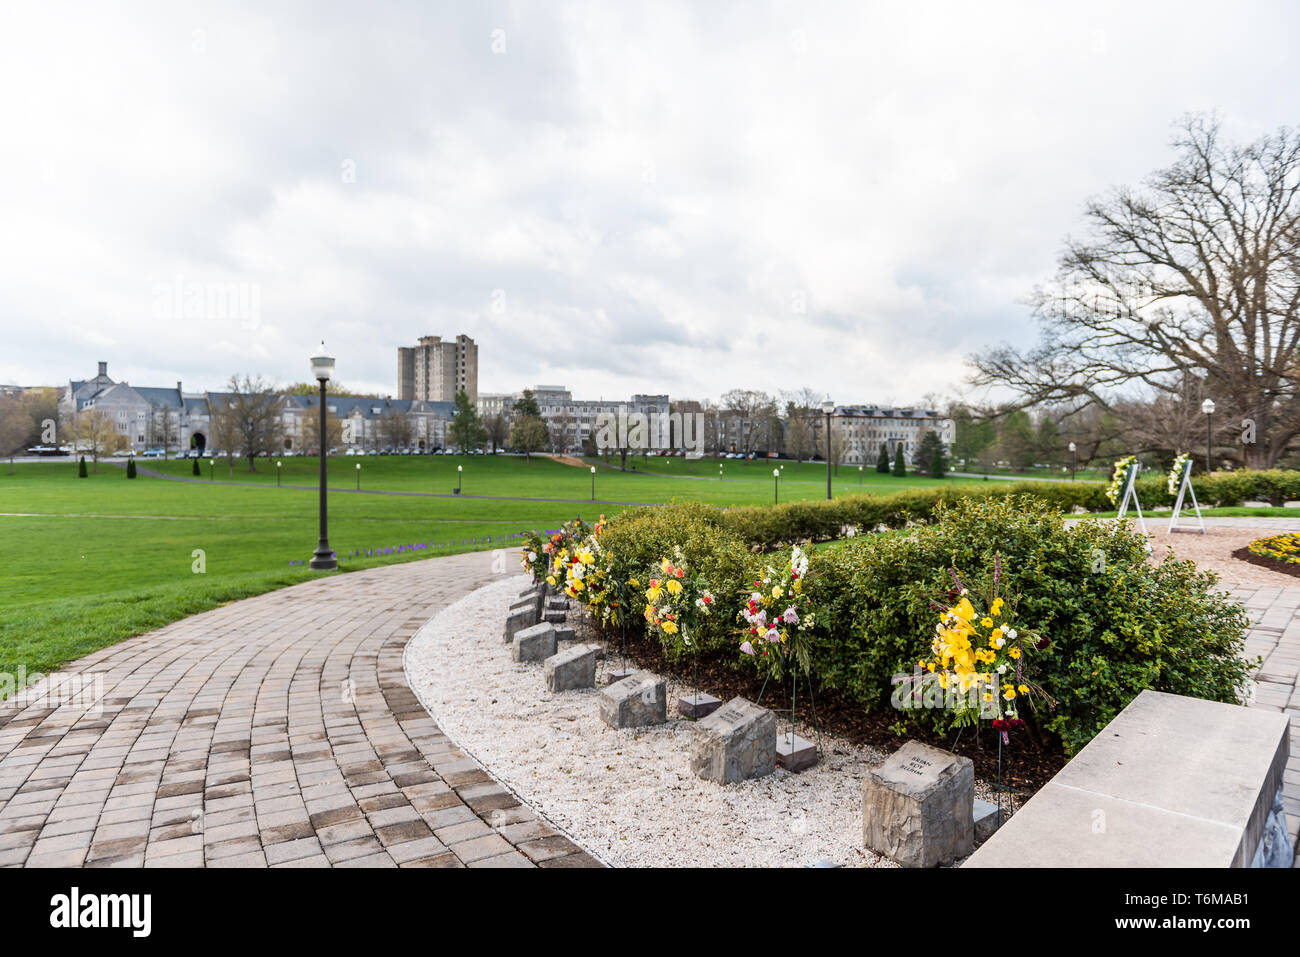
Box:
(921, 592), (1028, 718)
(1248, 531), (1300, 567)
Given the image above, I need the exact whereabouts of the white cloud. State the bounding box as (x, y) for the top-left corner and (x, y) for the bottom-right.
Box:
(1, 0), (1297, 406)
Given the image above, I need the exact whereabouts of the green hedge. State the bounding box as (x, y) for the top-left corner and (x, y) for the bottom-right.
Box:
(596, 494), (1255, 756)
(717, 469), (1300, 547)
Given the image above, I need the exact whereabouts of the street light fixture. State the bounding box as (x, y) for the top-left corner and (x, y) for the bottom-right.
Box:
(208, 458), (214, 482)
(773, 467), (780, 504)
(1067, 442), (1076, 482)
(309, 344), (337, 570)
(277, 460), (282, 487)
(457, 463), (463, 494)
(356, 462), (361, 490)
(590, 465), (596, 501)
(820, 398), (835, 500)
(858, 464), (863, 487)
(1201, 398), (1215, 473)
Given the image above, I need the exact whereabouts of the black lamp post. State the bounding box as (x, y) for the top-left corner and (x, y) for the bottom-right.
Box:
(773, 467), (780, 504)
(590, 465), (596, 501)
(277, 459), (282, 487)
(208, 458), (214, 482)
(355, 462), (361, 490)
(821, 398), (835, 500)
(858, 464), (863, 487)
(1201, 398), (1215, 474)
(309, 345), (337, 570)
(1068, 442), (1076, 482)
(457, 464), (463, 494)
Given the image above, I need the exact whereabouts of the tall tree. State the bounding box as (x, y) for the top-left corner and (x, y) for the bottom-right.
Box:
(148, 404), (178, 457)
(509, 416), (549, 462)
(305, 404), (343, 453)
(0, 395), (30, 473)
(448, 390), (486, 453)
(876, 441), (891, 474)
(974, 115), (1300, 468)
(997, 409), (1037, 471)
(67, 409), (126, 472)
(213, 375), (284, 471)
(720, 389), (777, 455)
(484, 414), (509, 453)
(18, 387), (61, 448)
(892, 444), (907, 477)
(782, 407), (815, 464)
(378, 406), (412, 450)
(513, 390), (542, 419)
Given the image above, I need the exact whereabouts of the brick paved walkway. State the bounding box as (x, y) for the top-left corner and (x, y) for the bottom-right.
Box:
(0, 553), (600, 868)
(1233, 584), (1300, 858)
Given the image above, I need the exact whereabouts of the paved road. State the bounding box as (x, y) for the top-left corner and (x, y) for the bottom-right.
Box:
(0, 553), (599, 868)
(1234, 583), (1300, 859)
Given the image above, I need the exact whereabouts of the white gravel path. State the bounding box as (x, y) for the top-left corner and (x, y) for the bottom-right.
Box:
(404, 574), (910, 867)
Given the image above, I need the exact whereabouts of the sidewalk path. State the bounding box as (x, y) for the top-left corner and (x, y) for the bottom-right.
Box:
(0, 553), (600, 868)
(1233, 583), (1300, 859)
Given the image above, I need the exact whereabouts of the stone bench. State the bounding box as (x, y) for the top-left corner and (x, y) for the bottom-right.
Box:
(964, 690), (1293, 868)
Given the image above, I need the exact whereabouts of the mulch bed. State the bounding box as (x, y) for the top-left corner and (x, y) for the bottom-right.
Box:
(579, 617), (1066, 794)
(1230, 546), (1300, 581)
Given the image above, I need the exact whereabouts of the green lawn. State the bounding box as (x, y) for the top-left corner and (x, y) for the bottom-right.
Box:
(0, 454), (979, 684)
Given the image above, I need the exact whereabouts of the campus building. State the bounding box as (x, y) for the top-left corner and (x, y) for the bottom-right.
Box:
(59, 362), (457, 455)
(475, 387), (670, 454)
(397, 334), (478, 403)
(826, 406), (954, 466)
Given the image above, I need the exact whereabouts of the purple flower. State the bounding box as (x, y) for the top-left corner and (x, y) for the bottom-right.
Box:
(740, 641), (755, 656)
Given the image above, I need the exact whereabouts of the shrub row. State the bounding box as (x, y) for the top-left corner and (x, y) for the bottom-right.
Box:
(716, 469), (1300, 548)
(592, 494), (1255, 756)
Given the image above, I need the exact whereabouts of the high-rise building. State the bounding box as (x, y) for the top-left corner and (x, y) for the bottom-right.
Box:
(397, 334), (478, 402)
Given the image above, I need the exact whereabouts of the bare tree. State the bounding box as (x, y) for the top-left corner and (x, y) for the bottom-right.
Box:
(378, 406), (412, 450)
(305, 404), (343, 453)
(68, 409), (126, 472)
(148, 404), (178, 457)
(973, 115), (1300, 468)
(213, 375), (285, 471)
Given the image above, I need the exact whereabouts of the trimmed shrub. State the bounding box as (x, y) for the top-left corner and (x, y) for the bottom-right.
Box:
(804, 495), (1254, 755)
(892, 445), (906, 477)
(78, 456), (87, 478)
(597, 493), (1254, 756)
(876, 442), (890, 474)
(594, 502), (754, 658)
(126, 457), (137, 479)
(192, 458), (201, 476)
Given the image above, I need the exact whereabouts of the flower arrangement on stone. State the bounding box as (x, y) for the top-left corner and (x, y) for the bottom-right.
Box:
(642, 547), (715, 656)
(519, 531), (549, 581)
(1167, 452), (1191, 495)
(542, 517), (592, 588)
(738, 544), (816, 678)
(917, 556), (1049, 739)
(1106, 454), (1138, 506)
(582, 543), (641, 630)
(560, 516), (608, 601)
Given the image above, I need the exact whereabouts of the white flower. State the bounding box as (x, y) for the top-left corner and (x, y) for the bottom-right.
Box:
(1005, 628), (1017, 640)
(996, 664), (1007, 675)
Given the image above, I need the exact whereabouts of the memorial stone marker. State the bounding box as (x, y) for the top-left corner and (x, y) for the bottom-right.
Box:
(512, 622), (558, 663)
(862, 740), (974, 867)
(599, 670), (666, 728)
(544, 644), (599, 692)
(690, 697), (776, 784)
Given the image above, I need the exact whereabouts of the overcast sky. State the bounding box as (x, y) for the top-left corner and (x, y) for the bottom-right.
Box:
(2, 1), (1297, 404)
